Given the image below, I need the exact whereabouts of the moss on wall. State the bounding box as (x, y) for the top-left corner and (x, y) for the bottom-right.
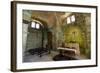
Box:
(64, 25), (85, 49)
(62, 13), (91, 58)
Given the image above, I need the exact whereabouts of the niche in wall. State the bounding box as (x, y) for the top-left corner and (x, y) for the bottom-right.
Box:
(64, 25), (85, 49)
(25, 19), (51, 51)
(26, 20), (42, 50)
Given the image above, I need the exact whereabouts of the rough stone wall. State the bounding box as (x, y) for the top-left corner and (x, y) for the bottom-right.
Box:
(26, 30), (42, 50)
(23, 10), (91, 58)
(62, 13), (91, 58)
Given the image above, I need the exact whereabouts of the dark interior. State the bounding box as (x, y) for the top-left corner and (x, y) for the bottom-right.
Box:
(22, 10), (91, 62)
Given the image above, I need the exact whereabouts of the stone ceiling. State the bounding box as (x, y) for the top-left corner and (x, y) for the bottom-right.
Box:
(31, 11), (71, 28)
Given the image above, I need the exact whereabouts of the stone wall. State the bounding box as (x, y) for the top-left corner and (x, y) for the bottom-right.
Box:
(22, 10), (91, 58)
(26, 30), (42, 50)
(22, 10), (32, 54)
(62, 13), (91, 58)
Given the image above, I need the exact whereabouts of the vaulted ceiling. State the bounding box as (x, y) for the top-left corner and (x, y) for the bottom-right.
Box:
(31, 11), (71, 28)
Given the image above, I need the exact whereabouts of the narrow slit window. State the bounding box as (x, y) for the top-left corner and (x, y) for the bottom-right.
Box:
(67, 17), (71, 24)
(31, 22), (35, 28)
(36, 23), (40, 29)
(71, 15), (75, 22)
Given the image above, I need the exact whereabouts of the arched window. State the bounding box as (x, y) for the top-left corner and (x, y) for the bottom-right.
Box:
(67, 15), (75, 24)
(31, 20), (42, 29)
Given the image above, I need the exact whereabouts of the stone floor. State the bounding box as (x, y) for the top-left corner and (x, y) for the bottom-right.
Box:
(23, 51), (59, 62)
(23, 50), (87, 63)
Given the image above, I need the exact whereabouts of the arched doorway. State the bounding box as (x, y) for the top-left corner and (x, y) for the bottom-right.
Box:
(25, 19), (52, 55)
